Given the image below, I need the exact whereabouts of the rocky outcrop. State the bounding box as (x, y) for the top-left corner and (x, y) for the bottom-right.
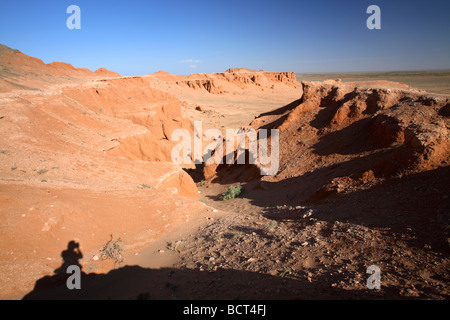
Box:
(173, 69), (299, 94)
(250, 80), (450, 201)
(176, 79), (225, 94)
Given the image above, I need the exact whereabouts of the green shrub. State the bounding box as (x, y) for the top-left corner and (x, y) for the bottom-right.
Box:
(278, 268), (292, 279)
(220, 185), (244, 200)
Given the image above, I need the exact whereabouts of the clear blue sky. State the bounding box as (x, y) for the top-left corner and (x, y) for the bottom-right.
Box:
(0, 0), (449, 76)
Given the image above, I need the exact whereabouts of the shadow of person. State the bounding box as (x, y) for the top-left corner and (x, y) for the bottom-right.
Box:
(27, 240), (86, 293)
(54, 241), (83, 275)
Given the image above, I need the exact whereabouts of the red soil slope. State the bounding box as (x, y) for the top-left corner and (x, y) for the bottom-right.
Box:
(0, 44), (121, 93)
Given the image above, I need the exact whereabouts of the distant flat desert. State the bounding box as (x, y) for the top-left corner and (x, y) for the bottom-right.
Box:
(296, 70), (450, 95)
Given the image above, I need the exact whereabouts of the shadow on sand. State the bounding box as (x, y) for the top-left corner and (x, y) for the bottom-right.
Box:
(23, 241), (401, 300)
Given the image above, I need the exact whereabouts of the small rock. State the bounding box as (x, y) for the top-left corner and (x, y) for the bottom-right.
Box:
(303, 209), (313, 218)
(269, 270), (278, 276)
(92, 255), (99, 261)
(158, 249), (165, 253)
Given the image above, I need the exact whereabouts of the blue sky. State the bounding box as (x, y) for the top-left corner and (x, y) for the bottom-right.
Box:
(0, 0), (449, 76)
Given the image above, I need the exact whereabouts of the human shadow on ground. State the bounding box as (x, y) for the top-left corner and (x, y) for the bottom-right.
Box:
(24, 250), (402, 300)
(26, 241), (86, 292)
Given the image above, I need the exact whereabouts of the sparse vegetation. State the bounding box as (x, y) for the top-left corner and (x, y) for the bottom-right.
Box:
(220, 185), (244, 200)
(232, 231), (244, 240)
(37, 169), (48, 175)
(166, 240), (182, 252)
(100, 234), (125, 267)
(199, 199), (207, 205)
(263, 220), (278, 233)
(85, 263), (99, 273)
(278, 268), (292, 279)
(206, 262), (216, 272)
(11, 165), (17, 171)
(40, 179), (47, 183)
(394, 171), (404, 179)
(0, 150), (8, 154)
(213, 233), (223, 242)
(137, 183), (154, 190)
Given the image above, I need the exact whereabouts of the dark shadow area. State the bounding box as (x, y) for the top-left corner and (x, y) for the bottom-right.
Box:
(309, 91), (357, 130)
(24, 261), (405, 300)
(311, 118), (380, 156)
(28, 241), (87, 292)
(54, 241), (83, 275)
(438, 103), (450, 117)
(202, 151), (391, 209)
(183, 163), (204, 183)
(185, 148), (262, 186)
(256, 99), (303, 131)
(363, 90), (384, 114)
(257, 98), (303, 118)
